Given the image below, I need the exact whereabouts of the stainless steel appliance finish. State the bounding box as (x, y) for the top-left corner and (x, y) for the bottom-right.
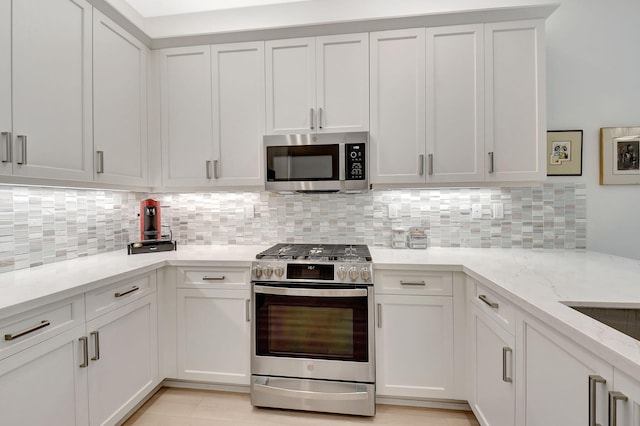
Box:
(250, 243), (375, 416)
(264, 132), (368, 193)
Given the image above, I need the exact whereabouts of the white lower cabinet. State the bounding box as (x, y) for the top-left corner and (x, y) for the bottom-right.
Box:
(469, 304), (515, 426)
(613, 368), (640, 426)
(374, 269), (457, 399)
(177, 288), (251, 385)
(86, 294), (158, 426)
(0, 326), (89, 425)
(516, 312), (613, 426)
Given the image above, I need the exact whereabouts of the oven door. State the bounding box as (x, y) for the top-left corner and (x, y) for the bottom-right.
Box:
(252, 284), (375, 383)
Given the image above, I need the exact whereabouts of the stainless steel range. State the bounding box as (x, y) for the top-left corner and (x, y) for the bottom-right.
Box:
(250, 243), (375, 416)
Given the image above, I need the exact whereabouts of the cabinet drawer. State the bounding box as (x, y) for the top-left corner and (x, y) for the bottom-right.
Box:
(472, 282), (515, 333)
(0, 295), (84, 361)
(85, 273), (156, 320)
(375, 269), (453, 295)
(177, 266), (250, 289)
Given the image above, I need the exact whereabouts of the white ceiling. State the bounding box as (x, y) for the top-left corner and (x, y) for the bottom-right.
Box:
(123, 0), (313, 18)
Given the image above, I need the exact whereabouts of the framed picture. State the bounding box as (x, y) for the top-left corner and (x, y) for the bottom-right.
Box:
(600, 127), (640, 185)
(547, 130), (583, 176)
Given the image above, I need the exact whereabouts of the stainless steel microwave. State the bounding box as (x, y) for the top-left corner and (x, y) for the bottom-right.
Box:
(264, 132), (368, 193)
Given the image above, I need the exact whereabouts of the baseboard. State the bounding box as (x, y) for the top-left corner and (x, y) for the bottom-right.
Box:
(161, 378), (251, 394)
(376, 396), (471, 411)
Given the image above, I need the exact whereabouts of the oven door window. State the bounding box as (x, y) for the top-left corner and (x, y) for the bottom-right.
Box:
(266, 145), (339, 182)
(255, 289), (369, 362)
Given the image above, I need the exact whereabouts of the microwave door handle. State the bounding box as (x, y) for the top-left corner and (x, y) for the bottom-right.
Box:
(339, 143), (345, 180)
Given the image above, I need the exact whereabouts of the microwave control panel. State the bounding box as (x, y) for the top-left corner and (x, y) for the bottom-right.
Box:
(345, 143), (366, 181)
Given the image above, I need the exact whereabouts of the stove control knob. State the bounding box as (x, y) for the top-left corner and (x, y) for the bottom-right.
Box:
(252, 265), (262, 278)
(360, 267), (371, 281)
(337, 266), (347, 280)
(348, 267), (359, 281)
(263, 265), (273, 278)
(274, 266), (284, 277)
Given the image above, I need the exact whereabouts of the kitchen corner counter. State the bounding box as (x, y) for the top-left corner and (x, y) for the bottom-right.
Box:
(2, 245), (640, 380)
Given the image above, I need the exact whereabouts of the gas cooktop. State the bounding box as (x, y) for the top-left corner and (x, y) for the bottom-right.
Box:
(255, 243), (372, 262)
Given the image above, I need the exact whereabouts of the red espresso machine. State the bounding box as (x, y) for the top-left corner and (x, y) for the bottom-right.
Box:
(127, 199), (177, 254)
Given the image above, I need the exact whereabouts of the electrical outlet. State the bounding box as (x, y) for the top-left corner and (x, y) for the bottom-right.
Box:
(388, 204), (399, 219)
(471, 203), (483, 220)
(491, 202), (504, 219)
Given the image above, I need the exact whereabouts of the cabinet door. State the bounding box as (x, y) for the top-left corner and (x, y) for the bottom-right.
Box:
(177, 288), (251, 385)
(212, 42), (265, 186)
(12, 0), (93, 181)
(516, 313), (612, 426)
(0, 326), (89, 426)
(0, 0), (10, 176)
(160, 46), (214, 187)
(93, 11), (148, 186)
(485, 20), (545, 182)
(376, 294), (454, 399)
(614, 368), (640, 426)
(370, 28), (426, 184)
(265, 37), (315, 134)
(316, 33), (369, 133)
(469, 305), (515, 426)
(86, 294), (158, 426)
(426, 25), (485, 183)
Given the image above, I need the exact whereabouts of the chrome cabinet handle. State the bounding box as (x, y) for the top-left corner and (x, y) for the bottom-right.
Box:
(202, 276), (225, 281)
(419, 154), (425, 176)
(206, 160), (212, 179)
(245, 299), (251, 322)
(90, 331), (100, 361)
(1, 131), (11, 163)
(115, 285), (139, 298)
(589, 375), (607, 426)
(428, 154), (433, 175)
(79, 336), (89, 368)
(4, 320), (50, 341)
(96, 150), (104, 174)
(502, 347), (513, 383)
(377, 303), (382, 328)
(400, 280), (426, 286)
(319, 107), (323, 129)
(310, 108), (315, 130)
(478, 294), (499, 309)
(213, 160), (219, 179)
(488, 151), (494, 174)
(609, 391), (628, 426)
(16, 135), (27, 165)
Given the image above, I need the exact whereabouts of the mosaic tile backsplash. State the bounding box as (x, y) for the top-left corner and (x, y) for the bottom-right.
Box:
(0, 183), (586, 273)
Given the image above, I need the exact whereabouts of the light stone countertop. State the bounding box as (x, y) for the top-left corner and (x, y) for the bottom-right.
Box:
(1, 245), (640, 379)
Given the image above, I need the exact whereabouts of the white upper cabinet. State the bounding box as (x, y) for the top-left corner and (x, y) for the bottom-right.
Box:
(11, 0), (93, 181)
(370, 28), (426, 184)
(266, 33), (369, 135)
(485, 20), (545, 182)
(0, 0), (10, 176)
(93, 11), (149, 187)
(426, 25), (485, 183)
(160, 46), (214, 188)
(212, 42), (265, 187)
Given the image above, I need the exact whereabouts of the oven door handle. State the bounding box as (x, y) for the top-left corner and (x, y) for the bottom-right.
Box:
(253, 377), (370, 401)
(254, 285), (367, 298)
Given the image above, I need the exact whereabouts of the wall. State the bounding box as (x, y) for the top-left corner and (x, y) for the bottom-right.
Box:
(0, 183), (585, 273)
(545, 0), (640, 259)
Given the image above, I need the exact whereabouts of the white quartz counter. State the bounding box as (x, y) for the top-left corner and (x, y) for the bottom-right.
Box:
(1, 245), (639, 378)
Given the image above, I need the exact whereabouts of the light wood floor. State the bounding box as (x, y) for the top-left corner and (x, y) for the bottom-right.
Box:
(123, 387), (480, 426)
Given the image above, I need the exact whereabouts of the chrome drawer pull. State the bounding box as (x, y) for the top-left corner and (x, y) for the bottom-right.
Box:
(502, 347), (513, 383)
(4, 320), (51, 341)
(202, 276), (225, 281)
(96, 150), (104, 174)
(1, 131), (11, 163)
(377, 303), (382, 328)
(589, 375), (606, 426)
(478, 294), (499, 309)
(115, 285), (140, 298)
(90, 331), (100, 361)
(400, 280), (426, 286)
(245, 299), (251, 323)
